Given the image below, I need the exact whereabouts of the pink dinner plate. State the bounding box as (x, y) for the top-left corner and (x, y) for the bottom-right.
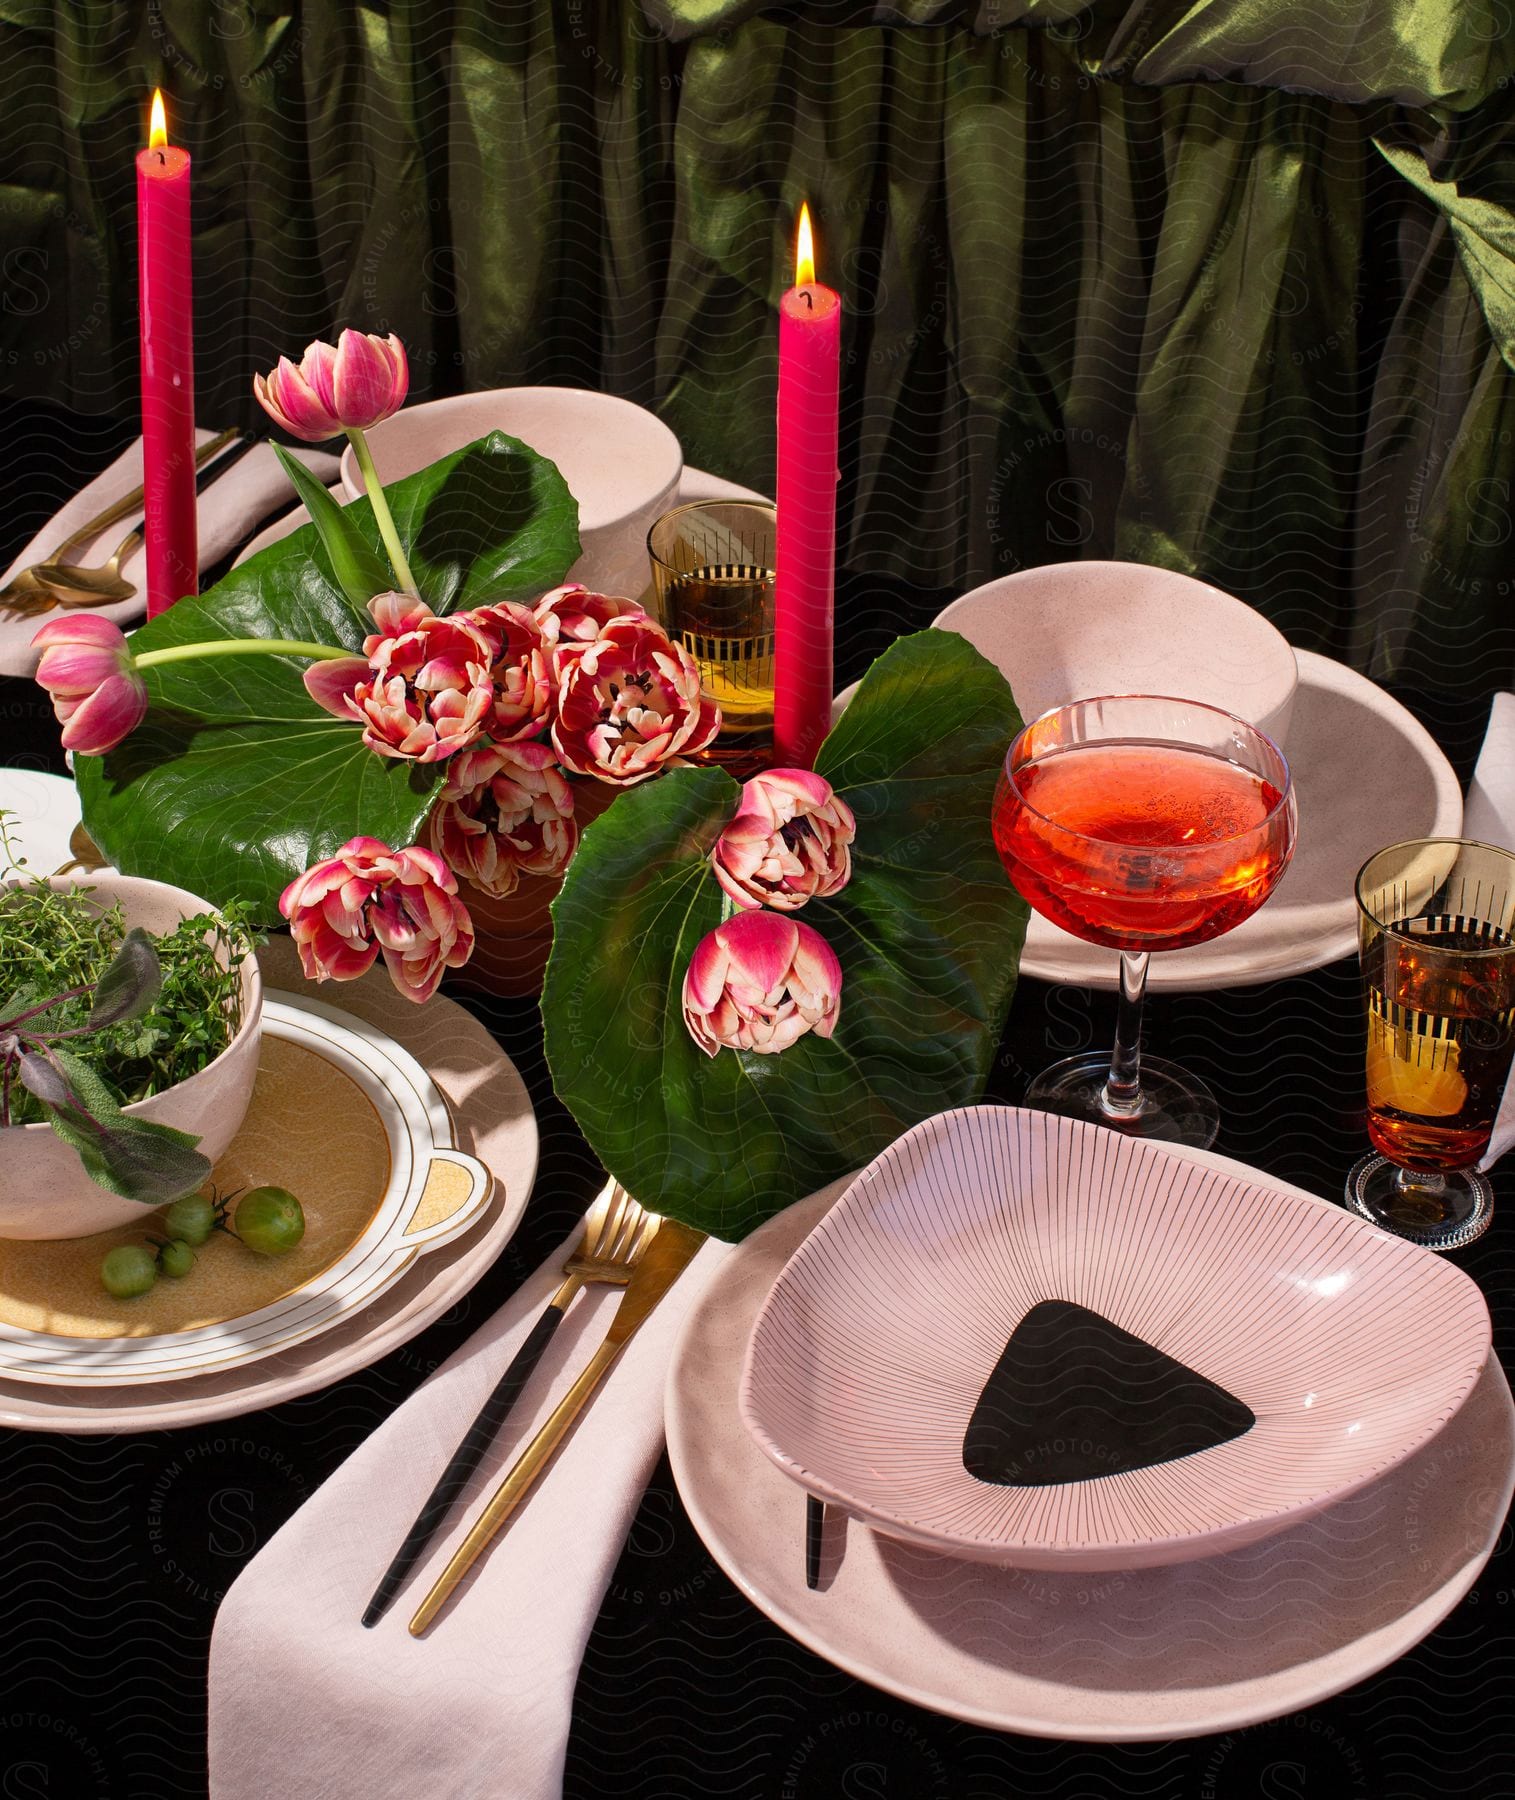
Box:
(671, 1173), (1514, 1741)
(739, 1108), (1491, 1571)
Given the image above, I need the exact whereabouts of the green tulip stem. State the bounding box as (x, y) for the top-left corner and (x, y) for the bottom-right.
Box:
(347, 427), (418, 597)
(134, 640), (356, 671)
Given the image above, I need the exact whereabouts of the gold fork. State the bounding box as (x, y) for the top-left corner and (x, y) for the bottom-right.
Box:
(361, 1179), (659, 1626)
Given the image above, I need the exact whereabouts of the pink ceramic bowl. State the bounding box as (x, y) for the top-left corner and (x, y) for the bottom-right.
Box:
(740, 1107), (1491, 1571)
(0, 874), (262, 1241)
(934, 562), (1298, 749)
(339, 387), (682, 600)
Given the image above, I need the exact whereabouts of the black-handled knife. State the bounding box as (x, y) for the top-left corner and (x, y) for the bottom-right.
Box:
(361, 1300), (569, 1629)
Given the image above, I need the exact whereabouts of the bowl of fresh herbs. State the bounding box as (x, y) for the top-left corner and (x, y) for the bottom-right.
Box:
(0, 846), (262, 1240)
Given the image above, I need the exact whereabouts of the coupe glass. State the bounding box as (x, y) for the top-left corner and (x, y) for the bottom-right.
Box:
(992, 695), (1298, 1148)
(1345, 838), (1515, 1250)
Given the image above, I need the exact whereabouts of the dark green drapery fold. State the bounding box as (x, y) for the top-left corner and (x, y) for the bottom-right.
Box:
(1, 0), (1512, 701)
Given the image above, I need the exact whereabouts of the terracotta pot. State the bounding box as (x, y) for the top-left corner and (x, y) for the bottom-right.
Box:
(0, 874), (263, 1241)
(448, 781), (621, 999)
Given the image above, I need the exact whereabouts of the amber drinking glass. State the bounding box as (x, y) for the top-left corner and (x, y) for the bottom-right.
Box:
(1346, 839), (1515, 1250)
(993, 696), (1298, 1148)
(647, 500), (775, 774)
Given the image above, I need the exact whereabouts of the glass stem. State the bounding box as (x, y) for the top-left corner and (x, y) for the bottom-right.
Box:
(1101, 950), (1149, 1119)
(1394, 1166), (1447, 1197)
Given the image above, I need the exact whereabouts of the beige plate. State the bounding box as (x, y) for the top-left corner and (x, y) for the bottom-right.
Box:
(0, 939), (537, 1431)
(668, 1171), (1515, 1741)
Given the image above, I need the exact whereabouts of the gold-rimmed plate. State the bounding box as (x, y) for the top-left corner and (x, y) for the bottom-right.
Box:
(0, 991), (508, 1385)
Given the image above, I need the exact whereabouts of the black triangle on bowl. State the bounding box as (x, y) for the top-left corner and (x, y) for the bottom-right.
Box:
(963, 1299), (1256, 1487)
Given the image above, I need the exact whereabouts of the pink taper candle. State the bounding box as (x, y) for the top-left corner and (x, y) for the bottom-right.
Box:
(136, 88), (197, 619)
(773, 202), (841, 769)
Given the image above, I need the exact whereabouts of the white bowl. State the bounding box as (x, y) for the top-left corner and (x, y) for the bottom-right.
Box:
(740, 1106), (1491, 1572)
(934, 562), (1298, 749)
(0, 875), (262, 1240)
(339, 388), (683, 600)
(0, 991), (493, 1384)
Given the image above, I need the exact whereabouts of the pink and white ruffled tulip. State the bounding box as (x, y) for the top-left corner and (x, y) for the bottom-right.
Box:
(31, 615), (148, 755)
(713, 768), (856, 912)
(252, 330), (409, 442)
(279, 835), (474, 1004)
(304, 592), (497, 763)
(534, 584), (639, 660)
(468, 600), (554, 744)
(682, 911), (842, 1057)
(551, 612), (720, 785)
(428, 741), (577, 898)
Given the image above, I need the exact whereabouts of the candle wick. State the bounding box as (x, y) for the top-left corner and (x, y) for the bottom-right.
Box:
(155, 149), (166, 165)
(801, 290), (813, 311)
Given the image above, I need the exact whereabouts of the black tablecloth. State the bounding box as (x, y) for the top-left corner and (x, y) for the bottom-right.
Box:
(1, 399), (1511, 1799)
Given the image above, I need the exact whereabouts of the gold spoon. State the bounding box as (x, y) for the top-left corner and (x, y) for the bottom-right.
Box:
(30, 525), (142, 607)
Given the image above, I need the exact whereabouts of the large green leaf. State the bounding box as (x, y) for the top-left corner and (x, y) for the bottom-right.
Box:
(76, 431), (580, 918)
(543, 629), (1027, 1241)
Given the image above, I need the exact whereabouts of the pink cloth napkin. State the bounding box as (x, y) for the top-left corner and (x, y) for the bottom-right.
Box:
(207, 1226), (729, 1800)
(0, 432), (338, 678)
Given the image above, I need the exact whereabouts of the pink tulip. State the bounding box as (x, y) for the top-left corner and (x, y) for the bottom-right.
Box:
(713, 768), (856, 912)
(252, 330), (409, 442)
(551, 613), (720, 784)
(534, 584), (639, 660)
(279, 835), (474, 1004)
(304, 592), (497, 763)
(468, 600), (554, 744)
(428, 741), (577, 898)
(682, 911), (842, 1057)
(31, 615), (149, 755)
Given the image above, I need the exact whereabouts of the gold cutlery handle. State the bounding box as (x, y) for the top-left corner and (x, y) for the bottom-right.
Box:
(51, 428), (237, 558)
(408, 1334), (624, 1636)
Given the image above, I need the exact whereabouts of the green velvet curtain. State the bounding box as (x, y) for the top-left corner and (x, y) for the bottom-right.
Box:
(1, 1), (1512, 699)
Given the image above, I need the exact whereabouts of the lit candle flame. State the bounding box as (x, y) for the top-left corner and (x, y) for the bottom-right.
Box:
(795, 202), (815, 289)
(149, 88), (168, 150)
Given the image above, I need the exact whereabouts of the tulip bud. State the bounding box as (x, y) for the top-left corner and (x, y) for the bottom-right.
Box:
(682, 910), (842, 1057)
(712, 768), (856, 912)
(31, 615), (149, 755)
(253, 330), (409, 442)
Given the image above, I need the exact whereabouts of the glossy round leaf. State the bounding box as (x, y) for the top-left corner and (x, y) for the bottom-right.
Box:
(543, 630), (1027, 1240)
(75, 432), (580, 919)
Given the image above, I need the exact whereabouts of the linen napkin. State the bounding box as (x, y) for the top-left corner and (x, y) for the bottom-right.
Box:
(1464, 694), (1515, 1167)
(207, 1227), (730, 1800)
(0, 432), (338, 678)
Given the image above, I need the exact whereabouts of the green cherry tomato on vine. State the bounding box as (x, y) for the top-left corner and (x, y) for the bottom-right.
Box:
(162, 1194), (216, 1247)
(233, 1186), (306, 1256)
(101, 1245), (158, 1299)
(159, 1240), (195, 1279)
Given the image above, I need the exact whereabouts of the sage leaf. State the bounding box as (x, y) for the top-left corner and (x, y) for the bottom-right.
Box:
(17, 1047), (72, 1108)
(87, 927), (163, 1028)
(42, 1047), (211, 1205)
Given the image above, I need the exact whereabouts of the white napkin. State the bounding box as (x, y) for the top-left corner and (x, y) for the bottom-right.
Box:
(207, 1228), (729, 1800)
(1464, 694), (1515, 1167)
(0, 433), (339, 678)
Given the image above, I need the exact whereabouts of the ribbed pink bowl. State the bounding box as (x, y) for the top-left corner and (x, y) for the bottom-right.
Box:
(739, 1107), (1492, 1572)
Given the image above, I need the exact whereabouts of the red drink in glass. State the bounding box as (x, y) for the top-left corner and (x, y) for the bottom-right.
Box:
(992, 742), (1291, 953)
(993, 695), (1297, 1149)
